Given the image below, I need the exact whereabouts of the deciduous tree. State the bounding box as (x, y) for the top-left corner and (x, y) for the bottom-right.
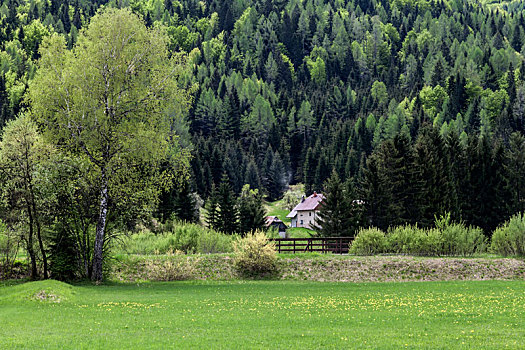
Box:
(29, 8), (191, 281)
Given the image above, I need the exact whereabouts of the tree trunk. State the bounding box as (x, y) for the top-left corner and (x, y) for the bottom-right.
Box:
(26, 205), (38, 280)
(92, 172), (109, 282)
(35, 218), (48, 279)
(31, 190), (48, 279)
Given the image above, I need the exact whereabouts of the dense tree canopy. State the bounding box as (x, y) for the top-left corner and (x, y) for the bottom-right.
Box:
(0, 0), (524, 277)
(28, 8), (191, 281)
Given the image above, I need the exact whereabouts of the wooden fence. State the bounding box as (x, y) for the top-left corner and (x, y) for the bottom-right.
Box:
(270, 237), (354, 254)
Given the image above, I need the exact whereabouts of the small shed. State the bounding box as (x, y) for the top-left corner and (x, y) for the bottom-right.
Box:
(265, 216), (287, 238)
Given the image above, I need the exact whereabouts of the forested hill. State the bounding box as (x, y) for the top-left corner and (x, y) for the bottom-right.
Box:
(1, 0), (524, 232)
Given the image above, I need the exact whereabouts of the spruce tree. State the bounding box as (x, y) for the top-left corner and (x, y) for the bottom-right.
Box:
(360, 151), (392, 230)
(171, 181), (199, 223)
(312, 171), (354, 237)
(414, 126), (452, 227)
(204, 183), (219, 229)
(505, 132), (525, 215)
(266, 152), (286, 201)
(238, 184), (266, 234)
(216, 174), (239, 234)
(386, 133), (421, 226)
(244, 158), (262, 191)
(0, 74), (11, 128)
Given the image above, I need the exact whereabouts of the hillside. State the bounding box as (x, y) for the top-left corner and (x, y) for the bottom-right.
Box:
(0, 0), (524, 233)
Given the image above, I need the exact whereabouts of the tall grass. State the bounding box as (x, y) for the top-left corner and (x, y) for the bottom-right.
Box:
(116, 222), (236, 255)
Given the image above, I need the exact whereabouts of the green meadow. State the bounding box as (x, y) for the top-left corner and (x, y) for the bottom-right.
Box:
(1, 280), (524, 349)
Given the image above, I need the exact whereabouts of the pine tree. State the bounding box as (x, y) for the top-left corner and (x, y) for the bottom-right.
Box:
(386, 133), (421, 226)
(171, 181), (199, 223)
(505, 132), (525, 215)
(266, 152), (286, 201)
(216, 174), (239, 234)
(465, 136), (508, 235)
(244, 158), (262, 191)
(431, 60), (445, 86)
(414, 126), (452, 227)
(312, 171), (354, 237)
(303, 147), (316, 195)
(204, 184), (219, 229)
(360, 150), (392, 230)
(238, 184), (266, 234)
(0, 74), (11, 128)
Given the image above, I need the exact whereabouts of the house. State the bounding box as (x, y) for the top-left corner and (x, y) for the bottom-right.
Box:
(286, 192), (325, 229)
(265, 216), (287, 237)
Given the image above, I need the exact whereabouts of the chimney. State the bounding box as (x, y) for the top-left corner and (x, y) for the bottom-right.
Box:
(301, 195), (305, 203)
(313, 191), (317, 197)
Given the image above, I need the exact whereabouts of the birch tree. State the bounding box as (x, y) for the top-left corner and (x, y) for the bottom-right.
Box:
(29, 8), (191, 282)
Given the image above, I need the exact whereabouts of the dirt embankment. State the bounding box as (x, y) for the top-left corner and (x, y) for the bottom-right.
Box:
(111, 255), (525, 282)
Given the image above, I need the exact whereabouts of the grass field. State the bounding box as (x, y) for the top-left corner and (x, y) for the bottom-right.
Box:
(1, 279), (525, 349)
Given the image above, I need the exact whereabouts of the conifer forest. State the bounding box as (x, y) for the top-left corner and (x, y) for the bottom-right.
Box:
(1, 0), (525, 280)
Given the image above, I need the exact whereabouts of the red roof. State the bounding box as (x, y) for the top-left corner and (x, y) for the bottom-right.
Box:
(291, 192), (324, 212)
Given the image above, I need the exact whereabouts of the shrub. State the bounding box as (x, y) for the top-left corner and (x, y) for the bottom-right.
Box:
(48, 227), (79, 281)
(410, 228), (443, 256)
(441, 224), (486, 256)
(173, 224), (200, 253)
(144, 250), (198, 281)
(117, 223), (235, 255)
(197, 228), (235, 253)
(385, 225), (443, 256)
(491, 213), (525, 256)
(386, 225), (419, 254)
(233, 231), (277, 277)
(435, 213), (485, 256)
(349, 228), (387, 255)
(0, 221), (20, 279)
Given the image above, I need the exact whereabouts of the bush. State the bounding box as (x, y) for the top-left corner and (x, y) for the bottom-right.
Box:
(349, 228), (387, 255)
(173, 224), (200, 253)
(144, 250), (198, 281)
(386, 225), (443, 256)
(48, 226), (79, 281)
(410, 228), (443, 256)
(233, 231), (277, 277)
(197, 228), (235, 253)
(386, 225), (419, 254)
(117, 222), (235, 255)
(491, 213), (525, 256)
(352, 220), (486, 257)
(0, 221), (20, 279)
(441, 224), (486, 256)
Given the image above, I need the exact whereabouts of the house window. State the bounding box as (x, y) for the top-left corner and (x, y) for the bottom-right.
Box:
(300, 220), (303, 225)
(309, 212), (311, 217)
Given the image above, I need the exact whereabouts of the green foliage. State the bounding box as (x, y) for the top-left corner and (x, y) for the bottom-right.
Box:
(313, 172), (358, 237)
(0, 220), (19, 279)
(118, 223), (235, 255)
(491, 213), (525, 256)
(3, 0), (525, 267)
(436, 214), (487, 256)
(370, 81), (388, 106)
(48, 226), (78, 281)
(351, 216), (487, 256)
(29, 8), (192, 281)
(349, 228), (387, 255)
(238, 184), (266, 234)
(233, 230), (277, 277)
